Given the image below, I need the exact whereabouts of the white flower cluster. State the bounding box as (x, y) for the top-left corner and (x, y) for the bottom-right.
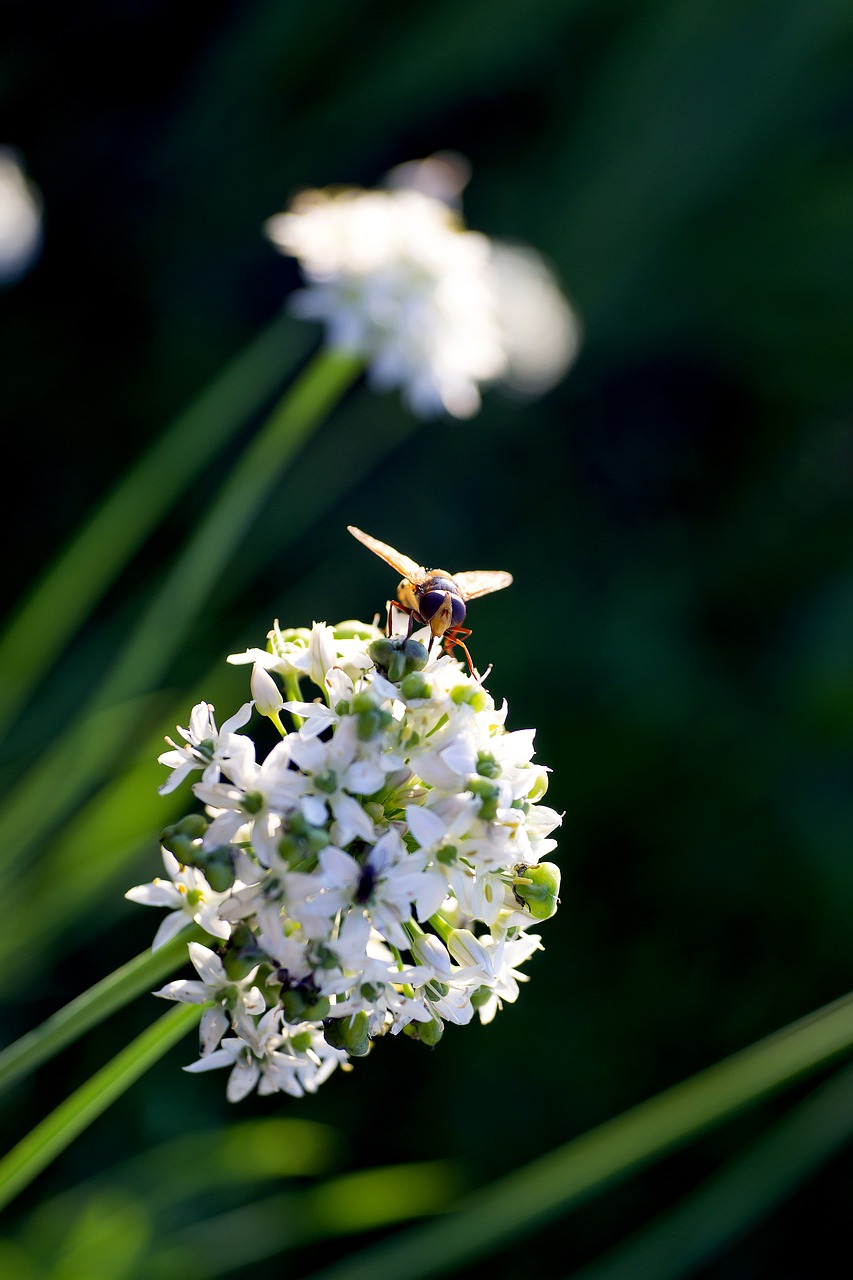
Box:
(265, 154), (580, 419)
(128, 620), (562, 1103)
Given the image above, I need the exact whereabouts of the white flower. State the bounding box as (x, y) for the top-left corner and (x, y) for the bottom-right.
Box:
(157, 700), (252, 795)
(132, 615), (562, 1102)
(265, 156), (579, 419)
(124, 849), (232, 950)
(154, 942), (265, 1054)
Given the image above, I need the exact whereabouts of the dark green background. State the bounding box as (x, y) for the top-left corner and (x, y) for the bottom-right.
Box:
(2, 0), (852, 1275)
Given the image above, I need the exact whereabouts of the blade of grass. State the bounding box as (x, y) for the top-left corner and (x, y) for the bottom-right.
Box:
(0, 347), (362, 877)
(0, 314), (311, 741)
(297, 991), (853, 1280)
(0, 1003), (201, 1214)
(150, 1161), (464, 1279)
(569, 1058), (853, 1280)
(0, 927), (202, 1096)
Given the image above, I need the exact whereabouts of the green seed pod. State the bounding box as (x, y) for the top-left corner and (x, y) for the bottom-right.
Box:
(334, 621), (380, 640)
(404, 1017), (444, 1046)
(282, 989), (308, 1022)
(476, 751), (501, 779)
(160, 831), (198, 864)
(304, 996), (331, 1021)
(468, 777), (500, 821)
(400, 672), (431, 700)
(178, 813), (208, 840)
(369, 637), (428, 683)
(513, 862), (561, 920)
(328, 1011), (371, 1057)
(450, 684), (488, 711)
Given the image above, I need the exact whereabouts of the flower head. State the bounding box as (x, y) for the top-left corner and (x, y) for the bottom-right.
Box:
(132, 615), (562, 1101)
(265, 155), (580, 419)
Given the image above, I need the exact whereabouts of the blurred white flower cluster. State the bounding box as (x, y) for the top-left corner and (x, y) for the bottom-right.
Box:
(265, 155), (580, 419)
(128, 620), (561, 1102)
(0, 148), (42, 286)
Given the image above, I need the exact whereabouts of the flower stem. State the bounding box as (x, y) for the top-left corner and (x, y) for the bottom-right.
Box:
(0, 1003), (201, 1214)
(0, 347), (362, 880)
(297, 991), (853, 1280)
(0, 315), (312, 743)
(0, 927), (202, 1097)
(569, 1056), (853, 1280)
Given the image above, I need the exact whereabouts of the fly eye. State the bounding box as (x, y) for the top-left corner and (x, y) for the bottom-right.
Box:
(419, 590), (466, 628)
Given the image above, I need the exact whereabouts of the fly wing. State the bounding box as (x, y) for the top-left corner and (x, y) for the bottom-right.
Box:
(347, 526), (428, 584)
(452, 569), (514, 600)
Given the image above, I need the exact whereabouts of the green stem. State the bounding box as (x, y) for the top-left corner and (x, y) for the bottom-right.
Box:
(284, 673), (304, 728)
(427, 913), (453, 944)
(0, 315), (311, 742)
(0, 348), (362, 877)
(0, 1003), (201, 1214)
(0, 927), (202, 1097)
(569, 1057), (853, 1280)
(299, 991), (853, 1280)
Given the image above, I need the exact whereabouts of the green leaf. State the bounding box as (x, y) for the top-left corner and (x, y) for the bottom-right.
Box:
(0, 1004), (201, 1214)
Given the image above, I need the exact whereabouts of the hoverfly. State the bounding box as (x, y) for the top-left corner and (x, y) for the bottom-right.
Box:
(347, 525), (513, 673)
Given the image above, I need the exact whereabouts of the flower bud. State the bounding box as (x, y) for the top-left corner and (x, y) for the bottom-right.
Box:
(251, 663), (284, 717)
(282, 988), (307, 1022)
(450, 684), (488, 711)
(468, 777), (500, 820)
(404, 1018), (444, 1046)
(368, 637), (429, 683)
(323, 1012), (371, 1057)
(513, 862), (561, 920)
(400, 672), (431, 701)
(411, 931), (453, 980)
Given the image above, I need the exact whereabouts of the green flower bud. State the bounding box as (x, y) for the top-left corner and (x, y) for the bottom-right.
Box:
(526, 768), (550, 803)
(178, 813), (208, 840)
(304, 996), (331, 1021)
(404, 1018), (444, 1046)
(334, 620), (380, 640)
(323, 1011), (371, 1057)
(223, 947), (260, 981)
(160, 831), (198, 864)
(351, 690), (378, 715)
(368, 637), (428, 683)
(203, 846), (237, 893)
(476, 751), (501, 779)
(400, 672), (431, 700)
(282, 989), (308, 1022)
(468, 777), (500, 821)
(513, 862), (561, 920)
(470, 985), (493, 1009)
(356, 707), (392, 741)
(450, 684), (489, 711)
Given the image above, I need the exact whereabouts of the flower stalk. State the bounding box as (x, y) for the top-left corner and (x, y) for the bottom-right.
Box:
(0, 1003), (202, 1214)
(0, 926), (203, 1097)
(295, 992), (853, 1280)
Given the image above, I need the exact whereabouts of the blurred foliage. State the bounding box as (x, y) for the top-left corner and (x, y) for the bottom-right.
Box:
(1, 0), (852, 1276)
